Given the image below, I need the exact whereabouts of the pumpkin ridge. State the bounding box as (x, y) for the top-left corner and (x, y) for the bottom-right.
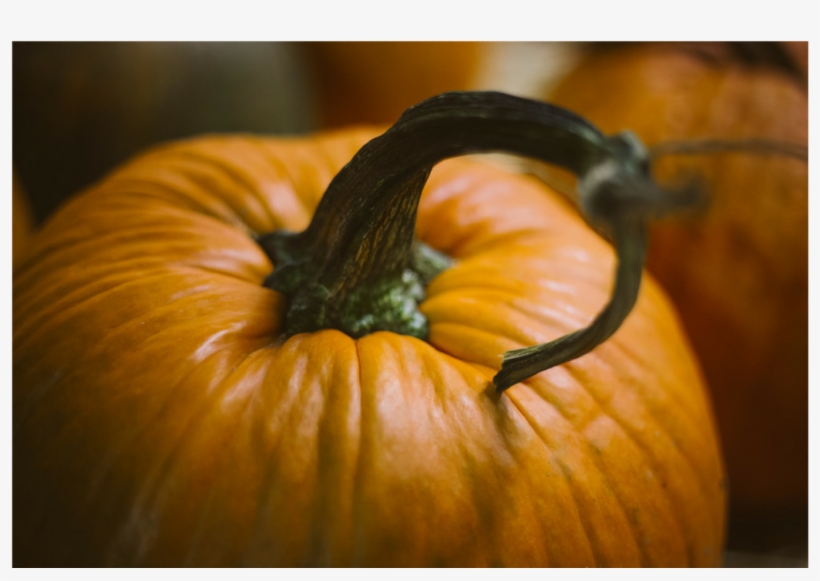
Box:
(437, 295), (565, 348)
(298, 130), (375, 189)
(82, 345), (247, 526)
(169, 263), (262, 287)
(480, 396), (554, 566)
(427, 322), (518, 372)
(18, 262), (263, 351)
(561, 360), (714, 565)
(593, 303), (725, 480)
(239, 344), (311, 565)
(119, 144), (291, 234)
(424, 287), (592, 334)
(102, 180), (254, 234)
(14, 342), (252, 566)
(157, 150), (287, 233)
(508, 377), (654, 564)
(598, 325), (711, 438)
(529, 359), (692, 565)
(225, 137), (339, 230)
(384, 288), (708, 562)
(96, 352), (242, 532)
(347, 339), (365, 567)
(301, 335), (361, 566)
(576, 426), (652, 567)
(582, 414), (686, 566)
(254, 142), (321, 219)
(439, 360), (529, 562)
(239, 135), (344, 227)
(425, 268), (607, 304)
(18, 203), (262, 283)
(424, 243), (616, 304)
(180, 352), (278, 567)
(415, 331), (500, 397)
(442, 228), (578, 261)
(408, 246), (708, 558)
(180, 478), (223, 566)
(426, 291), (600, 349)
(272, 133), (355, 214)
(505, 389), (617, 566)
(107, 349), (260, 565)
(441, 266), (709, 438)
(235, 333), (363, 566)
(116, 277), (265, 347)
(13, 268), (187, 375)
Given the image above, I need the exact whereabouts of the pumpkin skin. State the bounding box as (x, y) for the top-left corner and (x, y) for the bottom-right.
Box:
(13, 128), (725, 566)
(547, 45), (807, 534)
(13, 42), (314, 224)
(781, 41), (808, 79)
(306, 42), (483, 127)
(13, 170), (34, 267)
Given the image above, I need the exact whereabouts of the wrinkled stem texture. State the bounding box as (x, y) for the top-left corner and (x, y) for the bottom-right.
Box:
(257, 91), (675, 391)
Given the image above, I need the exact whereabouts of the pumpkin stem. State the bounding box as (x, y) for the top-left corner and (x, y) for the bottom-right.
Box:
(256, 92), (690, 389)
(649, 138), (808, 161)
(493, 219), (646, 391)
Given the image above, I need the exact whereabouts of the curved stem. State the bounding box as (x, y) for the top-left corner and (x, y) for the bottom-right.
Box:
(488, 133), (808, 391)
(267, 92), (608, 278)
(256, 91), (679, 390)
(492, 219), (647, 392)
(259, 92), (627, 340)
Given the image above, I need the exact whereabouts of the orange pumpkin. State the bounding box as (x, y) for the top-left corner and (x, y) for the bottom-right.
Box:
(13, 93), (725, 566)
(13, 170), (34, 267)
(306, 41), (483, 127)
(547, 44), (807, 545)
(13, 42), (314, 223)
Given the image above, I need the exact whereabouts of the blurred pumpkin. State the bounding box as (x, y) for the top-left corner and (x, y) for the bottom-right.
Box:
(545, 43), (807, 548)
(306, 41), (484, 127)
(13, 94), (725, 566)
(13, 42), (316, 224)
(781, 42), (808, 78)
(12, 170), (34, 267)
(305, 42), (587, 131)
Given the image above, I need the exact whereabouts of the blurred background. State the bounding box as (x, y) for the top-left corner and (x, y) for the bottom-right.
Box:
(12, 41), (584, 224)
(11, 41), (808, 567)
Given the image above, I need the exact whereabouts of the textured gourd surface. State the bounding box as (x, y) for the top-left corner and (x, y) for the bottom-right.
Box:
(307, 42), (482, 127)
(13, 128), (725, 566)
(549, 46), (807, 519)
(13, 171), (34, 267)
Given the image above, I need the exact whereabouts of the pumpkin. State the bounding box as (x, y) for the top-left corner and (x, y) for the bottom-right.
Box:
(546, 44), (808, 546)
(306, 41), (483, 127)
(781, 41), (808, 79)
(13, 92), (725, 566)
(13, 170), (34, 267)
(305, 42), (586, 131)
(13, 41), (314, 223)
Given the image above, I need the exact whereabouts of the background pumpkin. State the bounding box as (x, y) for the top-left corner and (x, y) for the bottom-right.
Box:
(544, 42), (808, 552)
(13, 123), (725, 566)
(304, 42), (584, 130)
(12, 42), (315, 225)
(13, 170), (34, 267)
(305, 42), (484, 127)
(11, 41), (580, 225)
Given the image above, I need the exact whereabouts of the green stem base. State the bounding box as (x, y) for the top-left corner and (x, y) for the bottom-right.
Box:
(260, 233), (452, 339)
